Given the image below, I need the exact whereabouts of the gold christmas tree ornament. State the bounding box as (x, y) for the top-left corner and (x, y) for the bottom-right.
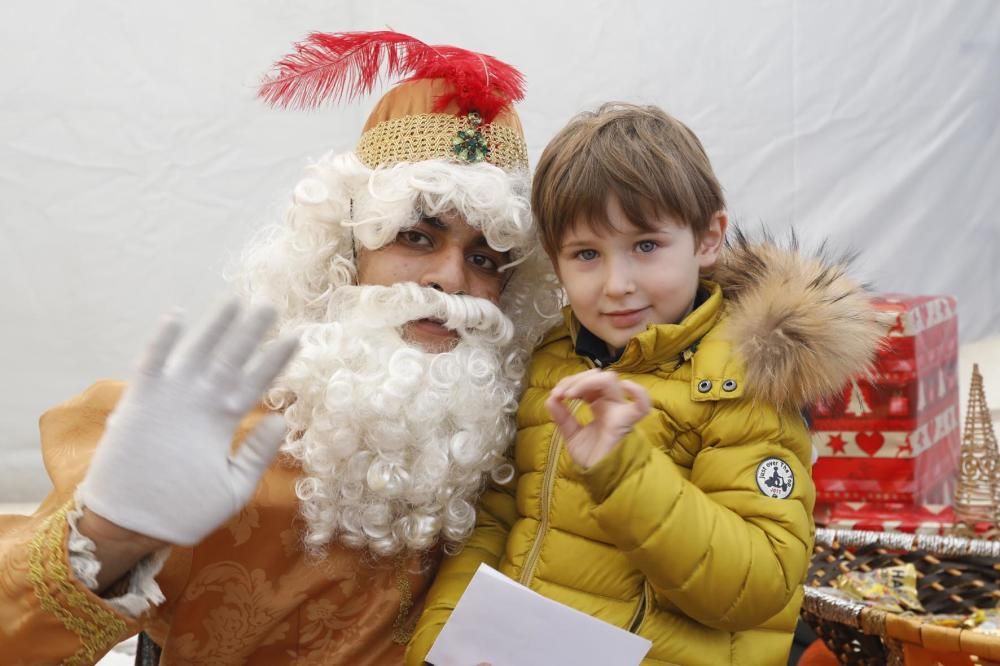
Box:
(952, 364), (1000, 525)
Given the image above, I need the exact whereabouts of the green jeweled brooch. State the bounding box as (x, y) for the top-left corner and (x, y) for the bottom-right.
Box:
(453, 111), (489, 163)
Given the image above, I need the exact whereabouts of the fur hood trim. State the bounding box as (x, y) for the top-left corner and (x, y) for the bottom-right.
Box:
(712, 227), (889, 410)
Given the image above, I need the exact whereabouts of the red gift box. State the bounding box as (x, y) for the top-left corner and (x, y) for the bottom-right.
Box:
(814, 497), (993, 536)
(810, 294), (961, 504)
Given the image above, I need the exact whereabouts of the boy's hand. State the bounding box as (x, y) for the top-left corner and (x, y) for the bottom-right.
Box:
(545, 369), (651, 468)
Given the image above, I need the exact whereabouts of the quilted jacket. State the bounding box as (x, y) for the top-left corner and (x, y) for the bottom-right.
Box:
(408, 235), (885, 665)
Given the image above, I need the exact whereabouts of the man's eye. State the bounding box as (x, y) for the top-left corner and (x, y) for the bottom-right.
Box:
(468, 254), (499, 271)
(399, 230), (431, 246)
(576, 249), (598, 261)
(637, 240), (658, 253)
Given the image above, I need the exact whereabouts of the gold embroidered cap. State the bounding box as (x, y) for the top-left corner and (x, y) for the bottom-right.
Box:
(357, 78), (527, 170)
(259, 30), (529, 170)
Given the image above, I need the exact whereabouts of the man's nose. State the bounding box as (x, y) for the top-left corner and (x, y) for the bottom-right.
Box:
(420, 245), (469, 296)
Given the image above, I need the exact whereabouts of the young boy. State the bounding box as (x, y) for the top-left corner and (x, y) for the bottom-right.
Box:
(408, 104), (884, 665)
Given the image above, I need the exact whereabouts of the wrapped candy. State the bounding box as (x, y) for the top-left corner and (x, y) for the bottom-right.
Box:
(830, 563), (925, 613)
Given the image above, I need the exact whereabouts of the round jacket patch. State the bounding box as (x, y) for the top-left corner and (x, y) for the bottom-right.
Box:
(756, 457), (794, 499)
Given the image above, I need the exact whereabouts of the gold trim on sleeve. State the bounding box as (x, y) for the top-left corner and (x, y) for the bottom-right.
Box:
(28, 503), (130, 666)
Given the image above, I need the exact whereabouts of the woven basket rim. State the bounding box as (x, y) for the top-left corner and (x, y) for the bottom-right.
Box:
(803, 586), (866, 629)
(815, 527), (1000, 557)
(806, 527), (1000, 658)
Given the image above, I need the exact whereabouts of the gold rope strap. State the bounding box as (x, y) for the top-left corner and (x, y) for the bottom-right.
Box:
(28, 503), (130, 665)
(357, 112), (528, 170)
(391, 554), (415, 645)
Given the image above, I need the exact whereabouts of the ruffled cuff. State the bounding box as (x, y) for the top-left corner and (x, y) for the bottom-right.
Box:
(66, 501), (170, 617)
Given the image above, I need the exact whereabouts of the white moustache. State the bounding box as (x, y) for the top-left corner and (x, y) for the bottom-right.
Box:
(325, 283), (514, 346)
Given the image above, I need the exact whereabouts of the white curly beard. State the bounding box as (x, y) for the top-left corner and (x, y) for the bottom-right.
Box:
(269, 283), (522, 559)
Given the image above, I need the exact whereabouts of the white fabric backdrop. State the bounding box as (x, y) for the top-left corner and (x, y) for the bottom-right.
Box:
(1, 0), (998, 500)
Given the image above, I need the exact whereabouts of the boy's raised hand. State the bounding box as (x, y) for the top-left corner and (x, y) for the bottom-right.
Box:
(545, 369), (651, 468)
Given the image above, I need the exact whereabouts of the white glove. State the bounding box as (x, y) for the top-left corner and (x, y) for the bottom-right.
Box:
(78, 300), (299, 546)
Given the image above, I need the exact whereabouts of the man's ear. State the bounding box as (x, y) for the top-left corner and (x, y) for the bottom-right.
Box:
(696, 211), (728, 268)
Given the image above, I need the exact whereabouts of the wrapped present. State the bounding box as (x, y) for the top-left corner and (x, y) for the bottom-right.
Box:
(813, 499), (993, 535)
(811, 294), (960, 504)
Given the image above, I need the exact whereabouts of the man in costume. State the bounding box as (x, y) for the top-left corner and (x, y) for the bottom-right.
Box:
(0, 31), (560, 664)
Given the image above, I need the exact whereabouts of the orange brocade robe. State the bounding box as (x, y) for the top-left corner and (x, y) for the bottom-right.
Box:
(0, 381), (436, 665)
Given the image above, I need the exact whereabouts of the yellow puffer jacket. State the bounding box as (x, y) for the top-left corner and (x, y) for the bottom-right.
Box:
(408, 237), (885, 666)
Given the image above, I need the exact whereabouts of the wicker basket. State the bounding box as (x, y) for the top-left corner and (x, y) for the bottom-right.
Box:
(802, 528), (1000, 665)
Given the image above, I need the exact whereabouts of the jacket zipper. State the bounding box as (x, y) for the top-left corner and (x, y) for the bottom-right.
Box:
(549, 354), (653, 636)
(627, 580), (649, 633)
(518, 399), (582, 586)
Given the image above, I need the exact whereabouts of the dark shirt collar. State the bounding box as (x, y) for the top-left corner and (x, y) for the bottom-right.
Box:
(574, 286), (711, 368)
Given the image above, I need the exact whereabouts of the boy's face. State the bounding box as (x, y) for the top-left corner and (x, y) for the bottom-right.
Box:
(555, 196), (726, 351)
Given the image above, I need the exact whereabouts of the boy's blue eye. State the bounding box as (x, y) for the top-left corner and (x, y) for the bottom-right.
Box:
(576, 249), (598, 261)
(637, 240), (657, 253)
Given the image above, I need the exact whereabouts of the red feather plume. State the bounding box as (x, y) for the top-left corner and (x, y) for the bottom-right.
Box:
(258, 30), (524, 123)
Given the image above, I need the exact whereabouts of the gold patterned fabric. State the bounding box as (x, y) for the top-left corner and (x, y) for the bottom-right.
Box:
(357, 113), (528, 170)
(0, 381), (438, 665)
(355, 78), (528, 170)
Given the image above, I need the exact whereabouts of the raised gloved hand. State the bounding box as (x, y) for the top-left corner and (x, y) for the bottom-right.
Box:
(78, 300), (299, 547)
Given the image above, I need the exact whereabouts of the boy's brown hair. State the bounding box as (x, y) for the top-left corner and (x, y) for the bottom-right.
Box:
(531, 103), (725, 257)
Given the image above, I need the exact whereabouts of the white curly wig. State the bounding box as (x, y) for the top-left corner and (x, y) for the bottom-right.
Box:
(234, 151), (562, 557)
(239, 151), (560, 347)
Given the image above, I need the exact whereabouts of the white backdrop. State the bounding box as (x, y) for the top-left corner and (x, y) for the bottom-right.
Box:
(1, 0), (998, 500)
